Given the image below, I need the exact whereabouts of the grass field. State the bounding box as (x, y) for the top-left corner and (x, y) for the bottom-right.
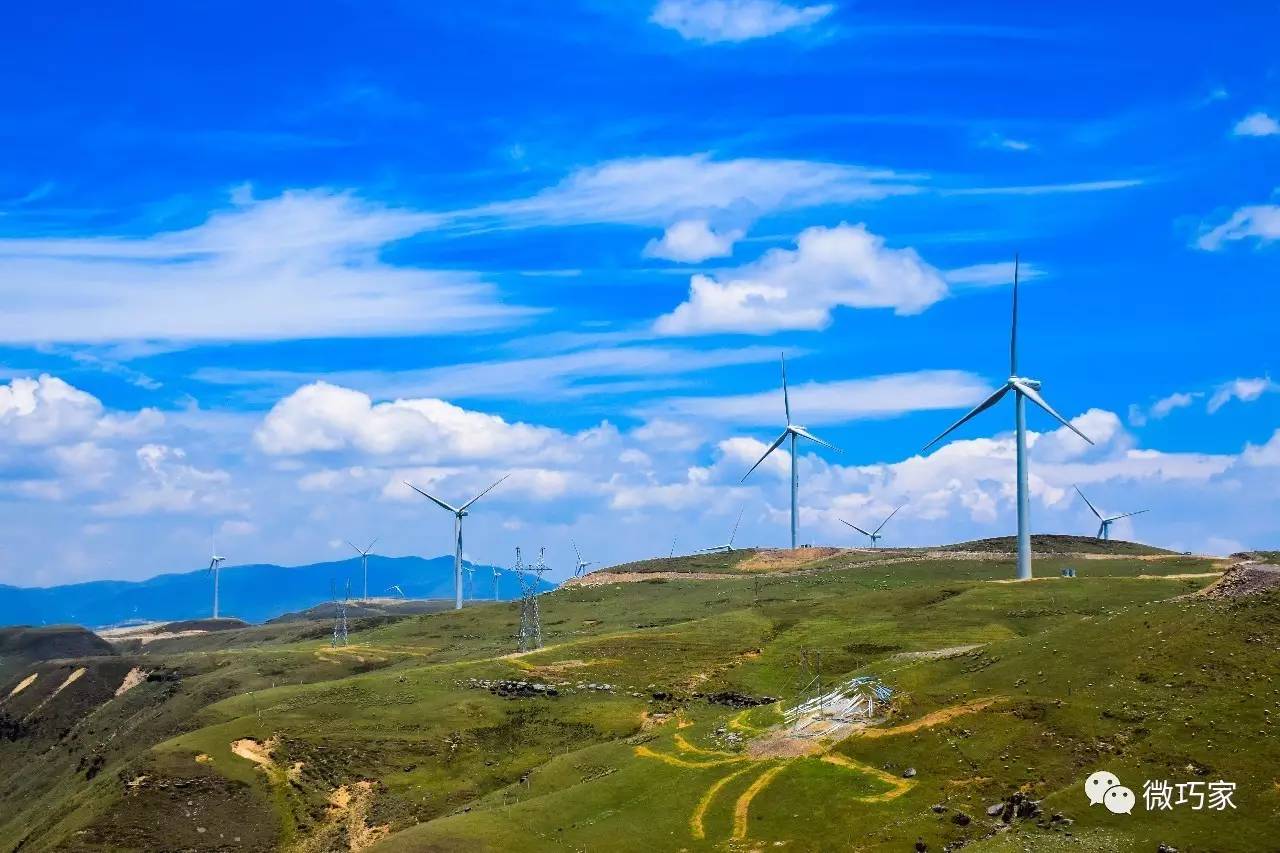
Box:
(2, 541), (1275, 852)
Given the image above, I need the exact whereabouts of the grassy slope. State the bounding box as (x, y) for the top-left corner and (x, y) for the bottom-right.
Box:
(3, 549), (1273, 852)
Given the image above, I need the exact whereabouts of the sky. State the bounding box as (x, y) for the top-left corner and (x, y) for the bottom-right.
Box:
(1, 0), (1278, 587)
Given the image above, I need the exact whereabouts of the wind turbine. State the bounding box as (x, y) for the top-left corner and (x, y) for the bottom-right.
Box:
(841, 504), (904, 548)
(387, 584), (406, 599)
(572, 541), (594, 577)
(699, 508), (745, 553)
(463, 565), (475, 600)
(207, 539), (226, 619)
(346, 538), (377, 601)
(1074, 486), (1147, 540)
(922, 256), (1094, 580)
(490, 565), (501, 600)
(404, 474), (509, 610)
(742, 354), (840, 550)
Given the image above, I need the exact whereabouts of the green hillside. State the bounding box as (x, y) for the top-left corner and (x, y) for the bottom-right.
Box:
(2, 546), (1275, 852)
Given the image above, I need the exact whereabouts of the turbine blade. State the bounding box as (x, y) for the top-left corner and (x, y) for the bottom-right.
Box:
(1073, 485), (1103, 520)
(403, 481), (460, 514)
(741, 430), (790, 481)
(729, 508), (744, 546)
(1108, 509), (1149, 522)
(781, 353), (791, 425)
(922, 385), (1010, 451)
(460, 473), (510, 511)
(1011, 380), (1094, 445)
(1010, 252), (1019, 376)
(873, 504), (903, 536)
(790, 425), (840, 452)
(347, 540), (363, 555)
(365, 537), (378, 553)
(840, 519), (873, 538)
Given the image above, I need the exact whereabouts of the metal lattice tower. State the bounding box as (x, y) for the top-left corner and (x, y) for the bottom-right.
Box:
(516, 547), (543, 652)
(331, 579), (349, 647)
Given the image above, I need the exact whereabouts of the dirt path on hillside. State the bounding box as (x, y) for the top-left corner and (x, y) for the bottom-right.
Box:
(858, 696), (1004, 739)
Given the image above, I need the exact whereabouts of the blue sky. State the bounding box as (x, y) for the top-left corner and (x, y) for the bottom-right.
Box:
(1, 0), (1277, 586)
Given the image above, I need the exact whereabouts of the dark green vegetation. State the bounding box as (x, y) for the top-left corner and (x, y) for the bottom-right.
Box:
(3, 544), (1276, 852)
(0, 626), (116, 681)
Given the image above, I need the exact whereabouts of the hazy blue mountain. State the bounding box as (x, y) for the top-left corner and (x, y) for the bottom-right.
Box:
(0, 555), (553, 628)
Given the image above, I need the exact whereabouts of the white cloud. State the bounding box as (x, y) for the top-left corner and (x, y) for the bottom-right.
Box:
(640, 370), (989, 426)
(0, 375), (104, 445)
(467, 154), (917, 228)
(650, 0), (834, 43)
(254, 382), (560, 460)
(92, 444), (237, 518)
(1128, 390), (1201, 426)
(644, 219), (742, 262)
(945, 179), (1143, 197)
(944, 260), (1044, 288)
(1233, 112), (1280, 137)
(1242, 429), (1280, 467)
(981, 133), (1032, 152)
(654, 223), (948, 334)
(0, 189), (529, 343)
(1197, 204), (1280, 250)
(1207, 377), (1277, 413)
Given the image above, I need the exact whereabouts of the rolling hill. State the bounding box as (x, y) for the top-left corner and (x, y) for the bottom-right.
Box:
(4, 542), (1276, 852)
(0, 555), (554, 628)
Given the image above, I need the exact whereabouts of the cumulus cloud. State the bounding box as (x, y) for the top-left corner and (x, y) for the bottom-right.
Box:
(644, 219), (742, 262)
(0, 375), (104, 445)
(0, 189), (529, 343)
(654, 223), (948, 334)
(1233, 112), (1280, 137)
(92, 444), (237, 517)
(1197, 204), (1280, 250)
(650, 0), (834, 43)
(254, 382), (560, 460)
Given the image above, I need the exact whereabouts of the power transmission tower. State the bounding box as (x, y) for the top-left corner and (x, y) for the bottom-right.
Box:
(331, 579), (349, 647)
(516, 547), (544, 652)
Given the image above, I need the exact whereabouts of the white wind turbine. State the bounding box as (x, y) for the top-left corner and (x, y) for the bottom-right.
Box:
(841, 504), (904, 549)
(404, 474), (509, 610)
(207, 539), (226, 619)
(572, 541), (594, 578)
(699, 508), (745, 553)
(922, 256), (1094, 580)
(346, 538), (378, 601)
(742, 354), (840, 550)
(490, 565), (501, 600)
(1074, 486), (1148, 540)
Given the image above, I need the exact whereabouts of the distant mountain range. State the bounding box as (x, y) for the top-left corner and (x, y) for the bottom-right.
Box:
(0, 555), (554, 628)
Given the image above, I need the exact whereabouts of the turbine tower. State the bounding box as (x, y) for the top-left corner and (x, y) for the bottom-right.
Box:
(404, 474), (509, 610)
(572, 541), (594, 577)
(207, 540), (226, 619)
(742, 354), (840, 550)
(923, 255), (1094, 580)
(841, 504), (904, 548)
(490, 565), (501, 600)
(346, 538), (377, 601)
(1074, 486), (1148, 540)
(699, 508), (745, 553)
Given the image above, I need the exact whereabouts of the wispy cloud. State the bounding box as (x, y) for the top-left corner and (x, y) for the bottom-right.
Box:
(1197, 204), (1280, 250)
(944, 260), (1043, 287)
(1207, 377), (1277, 414)
(650, 0), (834, 43)
(636, 369), (989, 426)
(945, 179), (1144, 197)
(0, 189), (532, 344)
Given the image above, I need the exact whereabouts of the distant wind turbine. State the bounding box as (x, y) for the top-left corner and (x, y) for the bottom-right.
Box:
(346, 538), (378, 601)
(404, 474), (509, 610)
(742, 354), (840, 550)
(699, 508), (745, 553)
(387, 584), (405, 599)
(207, 539), (226, 619)
(491, 565), (501, 600)
(1074, 486), (1147, 540)
(572, 541), (594, 577)
(841, 504), (904, 548)
(922, 255), (1094, 580)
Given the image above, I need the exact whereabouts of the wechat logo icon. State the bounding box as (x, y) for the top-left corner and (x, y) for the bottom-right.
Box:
(1085, 770), (1135, 815)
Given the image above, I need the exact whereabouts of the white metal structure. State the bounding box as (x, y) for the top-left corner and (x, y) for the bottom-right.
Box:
(572, 541), (594, 577)
(923, 256), (1094, 580)
(840, 505), (904, 548)
(207, 539), (226, 619)
(404, 474), (509, 610)
(346, 538), (377, 601)
(698, 508), (745, 553)
(1074, 486), (1147, 540)
(742, 354), (840, 550)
